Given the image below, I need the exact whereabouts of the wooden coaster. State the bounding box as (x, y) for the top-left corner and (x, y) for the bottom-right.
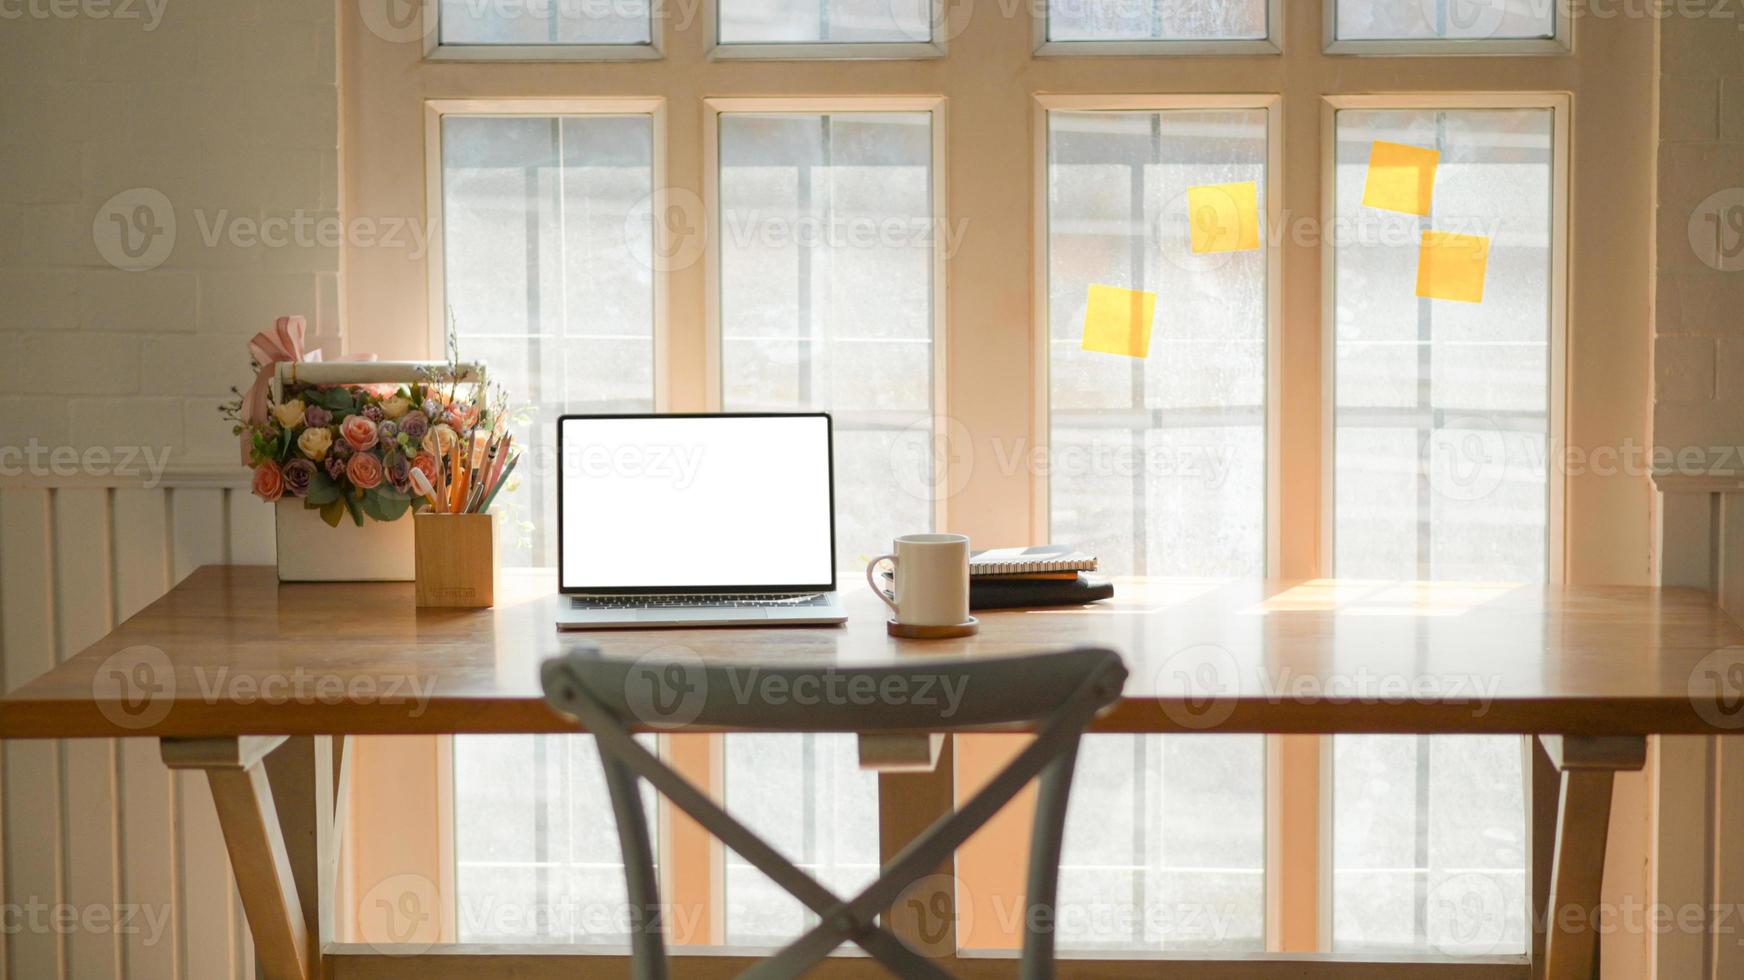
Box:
(887, 617), (979, 639)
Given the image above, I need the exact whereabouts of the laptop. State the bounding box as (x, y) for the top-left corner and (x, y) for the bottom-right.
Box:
(555, 413), (849, 629)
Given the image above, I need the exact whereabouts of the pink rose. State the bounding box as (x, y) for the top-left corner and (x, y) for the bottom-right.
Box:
(411, 452), (442, 493)
(252, 460), (285, 502)
(346, 452), (384, 490)
(340, 414), (379, 452)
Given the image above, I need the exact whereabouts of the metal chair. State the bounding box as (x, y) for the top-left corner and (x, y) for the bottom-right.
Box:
(540, 644), (1128, 980)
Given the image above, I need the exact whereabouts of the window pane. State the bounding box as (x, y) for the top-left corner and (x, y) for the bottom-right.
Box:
(1335, 0), (1554, 40)
(1331, 107), (1550, 955)
(439, 0), (651, 45)
(717, 110), (933, 941)
(1043, 107), (1268, 953)
(454, 734), (659, 943)
(1048, 0), (1266, 42)
(719, 0), (932, 43)
(442, 114), (656, 568)
(722, 734), (880, 944)
(444, 116), (656, 945)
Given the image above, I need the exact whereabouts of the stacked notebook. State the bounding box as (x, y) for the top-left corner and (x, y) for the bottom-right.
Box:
(879, 544), (1114, 610)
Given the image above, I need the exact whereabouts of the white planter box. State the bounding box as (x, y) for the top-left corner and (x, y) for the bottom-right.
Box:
(274, 500), (416, 582)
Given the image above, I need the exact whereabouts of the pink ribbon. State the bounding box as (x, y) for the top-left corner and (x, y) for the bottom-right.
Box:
(239, 316), (377, 463)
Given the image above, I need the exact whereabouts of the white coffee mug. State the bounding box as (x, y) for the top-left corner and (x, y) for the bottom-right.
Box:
(866, 533), (971, 627)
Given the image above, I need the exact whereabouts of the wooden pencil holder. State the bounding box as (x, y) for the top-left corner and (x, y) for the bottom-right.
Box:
(414, 512), (498, 608)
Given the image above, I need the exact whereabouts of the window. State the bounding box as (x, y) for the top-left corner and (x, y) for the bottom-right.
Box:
(713, 103), (938, 940)
(439, 111), (658, 567)
(717, 0), (933, 46)
(1037, 101), (1272, 952)
(1327, 0), (1566, 52)
(1329, 102), (1560, 955)
(1039, 0), (1276, 55)
(437, 0), (653, 45)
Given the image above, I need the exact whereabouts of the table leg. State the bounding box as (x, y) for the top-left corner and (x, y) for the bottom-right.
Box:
(1536, 735), (1647, 980)
(161, 736), (311, 980)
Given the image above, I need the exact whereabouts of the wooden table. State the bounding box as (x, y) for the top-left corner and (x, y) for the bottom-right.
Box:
(4, 566), (1743, 980)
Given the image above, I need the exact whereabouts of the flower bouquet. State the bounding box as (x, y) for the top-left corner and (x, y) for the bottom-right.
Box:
(223, 317), (497, 582)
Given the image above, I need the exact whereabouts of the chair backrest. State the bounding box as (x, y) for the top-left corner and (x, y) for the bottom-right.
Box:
(541, 645), (1128, 733)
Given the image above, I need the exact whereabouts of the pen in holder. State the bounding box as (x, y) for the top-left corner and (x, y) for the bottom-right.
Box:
(415, 512), (499, 608)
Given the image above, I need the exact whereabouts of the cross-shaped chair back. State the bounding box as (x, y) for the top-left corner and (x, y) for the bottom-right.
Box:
(541, 644), (1128, 980)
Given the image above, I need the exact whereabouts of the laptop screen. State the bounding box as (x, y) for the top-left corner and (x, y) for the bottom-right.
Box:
(558, 414), (836, 592)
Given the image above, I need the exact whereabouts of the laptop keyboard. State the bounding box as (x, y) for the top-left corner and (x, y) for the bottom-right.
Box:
(570, 593), (834, 609)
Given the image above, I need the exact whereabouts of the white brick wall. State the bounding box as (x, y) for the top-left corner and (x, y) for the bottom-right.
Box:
(0, 0), (340, 471)
(1657, 4), (1744, 455)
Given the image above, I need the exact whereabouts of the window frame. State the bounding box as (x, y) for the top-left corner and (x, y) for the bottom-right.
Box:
(1033, 0), (1283, 58)
(1322, 0), (1572, 56)
(421, 0), (666, 62)
(1316, 92), (1571, 584)
(1029, 93), (1285, 578)
(704, 0), (946, 60)
(702, 95), (951, 533)
(422, 97), (676, 410)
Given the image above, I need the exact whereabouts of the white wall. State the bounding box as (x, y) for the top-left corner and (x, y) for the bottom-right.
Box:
(0, 1), (337, 978)
(0, 0), (342, 468)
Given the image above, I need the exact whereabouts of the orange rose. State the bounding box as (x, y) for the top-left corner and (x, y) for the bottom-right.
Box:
(411, 452), (441, 493)
(251, 460), (285, 502)
(446, 401), (480, 431)
(346, 452), (384, 491)
(340, 414), (379, 452)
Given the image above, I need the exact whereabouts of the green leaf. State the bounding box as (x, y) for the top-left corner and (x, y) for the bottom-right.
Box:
(342, 492), (365, 527)
(376, 486), (409, 502)
(317, 387), (356, 413)
(318, 498), (345, 528)
(305, 471), (339, 506)
(376, 493), (410, 523)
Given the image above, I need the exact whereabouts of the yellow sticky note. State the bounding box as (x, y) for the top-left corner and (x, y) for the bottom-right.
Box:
(1363, 141), (1441, 216)
(1081, 284), (1156, 358)
(1186, 181), (1261, 254)
(1416, 231), (1490, 303)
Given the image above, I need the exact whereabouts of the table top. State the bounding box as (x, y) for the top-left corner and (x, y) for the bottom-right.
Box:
(3, 565), (1743, 739)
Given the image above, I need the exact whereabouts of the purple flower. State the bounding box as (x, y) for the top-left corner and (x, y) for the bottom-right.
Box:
(399, 411), (429, 442)
(362, 404), (385, 423)
(421, 398), (443, 419)
(324, 456), (346, 480)
(282, 459), (316, 498)
(303, 405), (333, 428)
(378, 419), (400, 443)
(384, 452), (411, 492)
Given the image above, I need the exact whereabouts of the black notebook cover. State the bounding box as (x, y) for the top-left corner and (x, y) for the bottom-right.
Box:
(969, 574), (1115, 610)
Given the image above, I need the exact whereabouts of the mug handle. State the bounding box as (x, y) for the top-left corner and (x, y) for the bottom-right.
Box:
(865, 554), (899, 617)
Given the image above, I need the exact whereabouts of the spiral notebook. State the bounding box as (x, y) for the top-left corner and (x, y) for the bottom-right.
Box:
(969, 545), (1098, 578)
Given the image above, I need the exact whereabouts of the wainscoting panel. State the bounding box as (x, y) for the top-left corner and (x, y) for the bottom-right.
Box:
(0, 481), (270, 980)
(1652, 480), (1744, 980)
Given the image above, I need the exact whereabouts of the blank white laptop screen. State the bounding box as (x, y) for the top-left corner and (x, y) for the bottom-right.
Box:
(559, 415), (835, 591)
